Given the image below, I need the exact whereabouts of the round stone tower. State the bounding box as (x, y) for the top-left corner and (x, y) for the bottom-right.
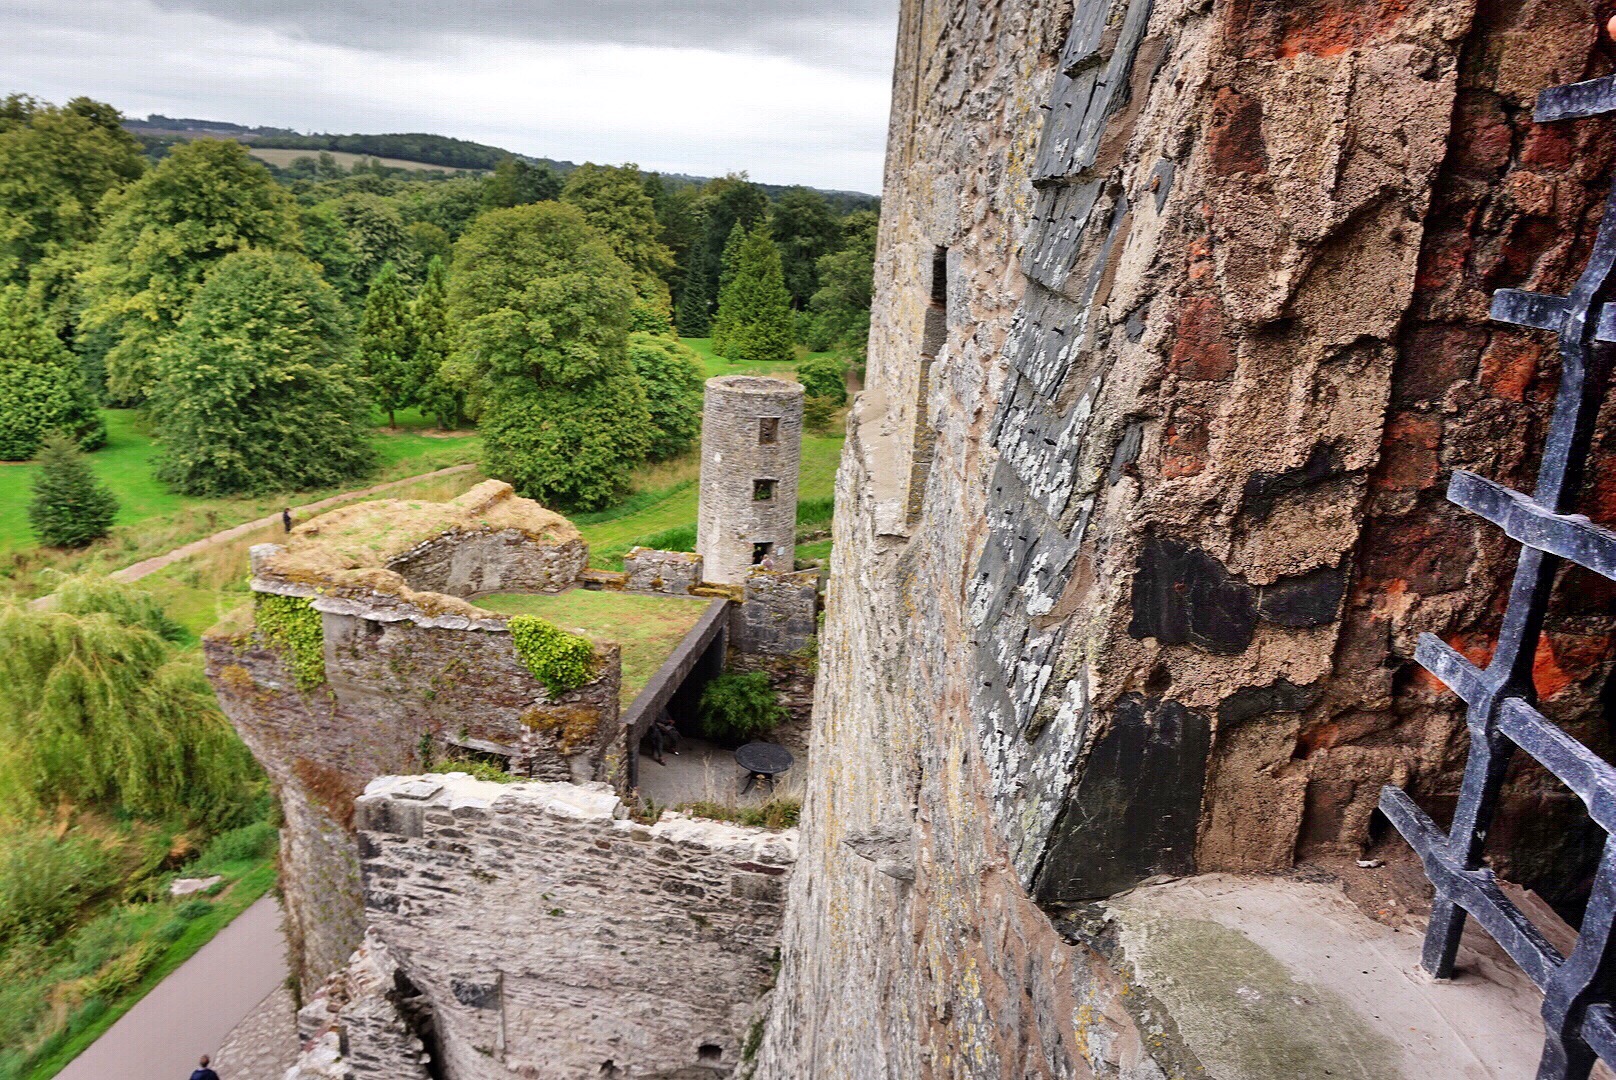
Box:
(696, 375), (805, 584)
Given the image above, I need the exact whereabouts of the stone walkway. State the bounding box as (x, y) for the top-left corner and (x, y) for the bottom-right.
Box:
(636, 735), (808, 808)
(213, 985), (299, 1080)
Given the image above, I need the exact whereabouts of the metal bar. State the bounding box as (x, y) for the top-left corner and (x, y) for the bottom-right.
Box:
(1499, 699), (1616, 835)
(1536, 75), (1616, 123)
(1490, 290), (1616, 342)
(1448, 471), (1616, 580)
(1379, 787), (1566, 987)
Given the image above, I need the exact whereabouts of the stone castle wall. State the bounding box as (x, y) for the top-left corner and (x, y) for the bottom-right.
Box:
(311, 775), (797, 1080)
(756, 0), (1616, 1075)
(388, 528), (587, 597)
(207, 599), (621, 988)
(697, 376), (805, 583)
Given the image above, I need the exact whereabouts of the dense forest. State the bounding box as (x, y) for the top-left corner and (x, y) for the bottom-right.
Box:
(0, 92), (878, 511)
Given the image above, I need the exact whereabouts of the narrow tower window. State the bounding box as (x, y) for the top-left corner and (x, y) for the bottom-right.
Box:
(759, 417), (780, 444)
(753, 478), (776, 501)
(752, 542), (774, 565)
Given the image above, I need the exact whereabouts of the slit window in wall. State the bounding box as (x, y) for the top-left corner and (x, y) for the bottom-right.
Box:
(759, 417), (780, 444)
(909, 246), (948, 527)
(753, 478), (776, 501)
(698, 1044), (723, 1063)
(752, 542), (773, 565)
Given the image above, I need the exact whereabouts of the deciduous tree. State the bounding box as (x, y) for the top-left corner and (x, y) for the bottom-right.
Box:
(79, 139), (302, 404)
(482, 156), (562, 209)
(448, 202), (652, 509)
(0, 286), (104, 459)
(770, 187), (841, 310)
(0, 95), (144, 289)
(562, 163), (676, 318)
(805, 211), (877, 358)
(149, 250), (374, 496)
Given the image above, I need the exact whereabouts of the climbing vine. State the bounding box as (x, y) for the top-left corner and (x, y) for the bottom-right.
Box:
(506, 615), (596, 698)
(254, 593), (325, 689)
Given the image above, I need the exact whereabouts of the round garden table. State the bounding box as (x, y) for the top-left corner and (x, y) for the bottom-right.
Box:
(735, 741), (794, 794)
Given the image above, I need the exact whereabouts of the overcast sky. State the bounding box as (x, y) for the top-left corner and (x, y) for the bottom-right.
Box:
(2, 0), (898, 192)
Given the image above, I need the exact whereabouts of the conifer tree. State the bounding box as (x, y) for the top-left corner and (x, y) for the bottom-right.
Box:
(709, 221), (747, 355)
(712, 224), (795, 363)
(0, 286), (104, 459)
(358, 262), (412, 428)
(27, 433), (118, 547)
(409, 256), (462, 429)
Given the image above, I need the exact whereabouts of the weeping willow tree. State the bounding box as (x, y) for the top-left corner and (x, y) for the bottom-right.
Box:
(0, 578), (257, 827)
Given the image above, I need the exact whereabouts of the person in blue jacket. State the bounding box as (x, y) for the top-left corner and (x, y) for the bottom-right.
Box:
(190, 1054), (220, 1080)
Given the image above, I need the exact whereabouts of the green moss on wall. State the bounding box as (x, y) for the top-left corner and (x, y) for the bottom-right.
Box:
(507, 615), (596, 698)
(254, 593), (326, 689)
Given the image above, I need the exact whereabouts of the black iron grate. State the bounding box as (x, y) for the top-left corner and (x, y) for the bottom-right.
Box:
(1379, 71), (1616, 1080)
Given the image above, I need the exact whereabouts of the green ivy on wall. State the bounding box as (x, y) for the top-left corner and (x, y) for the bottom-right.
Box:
(254, 593), (326, 689)
(507, 615), (596, 698)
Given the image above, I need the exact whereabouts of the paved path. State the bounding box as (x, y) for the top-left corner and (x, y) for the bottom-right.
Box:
(110, 463), (478, 584)
(57, 896), (288, 1080)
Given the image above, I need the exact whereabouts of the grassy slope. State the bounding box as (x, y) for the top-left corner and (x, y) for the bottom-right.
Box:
(0, 409), (482, 600)
(474, 590), (710, 703)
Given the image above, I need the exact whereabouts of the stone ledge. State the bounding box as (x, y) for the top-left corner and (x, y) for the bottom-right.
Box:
(1062, 873), (1566, 1079)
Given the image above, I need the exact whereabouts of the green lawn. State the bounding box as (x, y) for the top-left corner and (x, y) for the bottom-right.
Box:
(474, 590), (711, 704)
(680, 337), (846, 380)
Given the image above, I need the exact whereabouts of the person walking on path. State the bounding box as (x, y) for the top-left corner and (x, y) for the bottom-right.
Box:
(189, 1055), (220, 1080)
(281, 507), (293, 533)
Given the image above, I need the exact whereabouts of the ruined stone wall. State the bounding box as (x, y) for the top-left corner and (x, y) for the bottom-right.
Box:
(697, 376), (805, 583)
(207, 605), (620, 987)
(387, 528), (587, 597)
(729, 567), (819, 656)
(344, 775), (794, 1080)
(622, 546), (705, 594)
(758, 0), (1616, 1075)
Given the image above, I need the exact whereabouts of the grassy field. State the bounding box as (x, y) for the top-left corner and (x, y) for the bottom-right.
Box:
(244, 147), (474, 173)
(0, 409), (482, 599)
(475, 590), (711, 704)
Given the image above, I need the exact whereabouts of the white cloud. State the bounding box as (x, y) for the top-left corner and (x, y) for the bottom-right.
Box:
(1, 0), (894, 192)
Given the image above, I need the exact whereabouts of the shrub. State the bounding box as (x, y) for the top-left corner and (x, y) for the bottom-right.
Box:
(507, 615), (596, 698)
(27, 433), (119, 547)
(697, 672), (786, 743)
(254, 593), (325, 689)
(802, 395), (839, 434)
(192, 820), (277, 872)
(174, 898), (212, 921)
(49, 573), (183, 641)
(795, 354), (847, 405)
(0, 830), (117, 946)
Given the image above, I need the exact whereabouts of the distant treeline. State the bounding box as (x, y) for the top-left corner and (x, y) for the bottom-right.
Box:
(118, 115), (878, 208)
(247, 132), (563, 173)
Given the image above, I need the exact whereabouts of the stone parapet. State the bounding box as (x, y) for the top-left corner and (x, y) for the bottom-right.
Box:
(622, 546), (705, 594)
(350, 774), (795, 1079)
